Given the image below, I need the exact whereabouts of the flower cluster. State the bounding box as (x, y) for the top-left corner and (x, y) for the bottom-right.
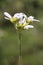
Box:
(4, 12), (40, 30)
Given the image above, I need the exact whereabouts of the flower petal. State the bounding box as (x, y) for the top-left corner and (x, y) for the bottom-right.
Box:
(19, 18), (26, 24)
(4, 12), (12, 19)
(24, 25), (34, 29)
(20, 13), (27, 18)
(28, 16), (34, 21)
(28, 16), (40, 22)
(14, 13), (27, 24)
(13, 13), (27, 20)
(4, 17), (9, 20)
(28, 16), (34, 19)
(33, 19), (40, 22)
(13, 13), (20, 19)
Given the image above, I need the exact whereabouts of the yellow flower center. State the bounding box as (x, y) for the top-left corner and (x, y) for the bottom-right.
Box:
(26, 18), (32, 24)
(10, 17), (19, 23)
(16, 22), (27, 29)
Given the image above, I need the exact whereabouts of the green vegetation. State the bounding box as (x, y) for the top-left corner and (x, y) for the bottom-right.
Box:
(0, 0), (43, 65)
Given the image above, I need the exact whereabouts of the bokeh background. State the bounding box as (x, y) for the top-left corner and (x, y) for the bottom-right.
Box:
(0, 0), (43, 65)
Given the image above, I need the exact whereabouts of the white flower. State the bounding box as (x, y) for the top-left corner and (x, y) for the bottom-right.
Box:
(20, 13), (27, 19)
(13, 13), (27, 19)
(4, 12), (19, 23)
(13, 13), (20, 19)
(28, 16), (40, 22)
(4, 12), (12, 20)
(13, 13), (27, 24)
(4, 12), (40, 30)
(24, 25), (34, 29)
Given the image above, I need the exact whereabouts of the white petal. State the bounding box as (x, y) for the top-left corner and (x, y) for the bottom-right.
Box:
(24, 25), (34, 29)
(28, 16), (40, 22)
(22, 18), (26, 23)
(4, 12), (12, 19)
(13, 13), (20, 19)
(19, 18), (26, 24)
(28, 16), (34, 19)
(13, 13), (27, 19)
(4, 17), (9, 20)
(28, 16), (34, 21)
(33, 19), (40, 22)
(20, 13), (27, 18)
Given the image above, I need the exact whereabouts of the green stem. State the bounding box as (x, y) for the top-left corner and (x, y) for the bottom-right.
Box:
(18, 30), (22, 65)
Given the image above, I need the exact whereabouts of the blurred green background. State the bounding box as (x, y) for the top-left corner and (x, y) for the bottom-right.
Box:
(0, 0), (43, 65)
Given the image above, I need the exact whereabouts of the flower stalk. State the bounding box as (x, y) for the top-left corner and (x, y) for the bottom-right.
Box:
(4, 12), (40, 65)
(18, 30), (22, 65)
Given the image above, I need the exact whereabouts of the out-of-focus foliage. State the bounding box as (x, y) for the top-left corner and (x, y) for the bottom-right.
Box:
(0, 0), (43, 65)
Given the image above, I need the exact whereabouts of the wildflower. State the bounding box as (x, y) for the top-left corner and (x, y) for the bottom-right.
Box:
(4, 12), (40, 30)
(24, 25), (34, 29)
(4, 12), (19, 23)
(26, 16), (40, 24)
(14, 13), (27, 19)
(15, 14), (34, 29)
